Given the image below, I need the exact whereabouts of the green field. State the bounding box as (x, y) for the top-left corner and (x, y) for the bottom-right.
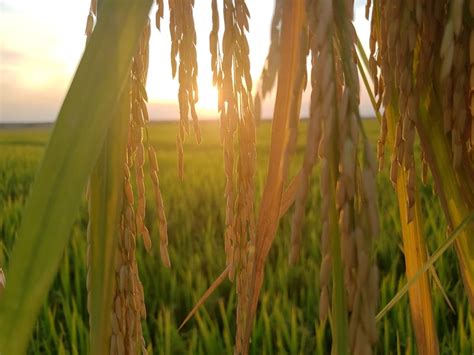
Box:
(0, 120), (472, 354)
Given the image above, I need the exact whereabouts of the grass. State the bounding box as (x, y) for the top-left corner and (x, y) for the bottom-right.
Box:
(0, 120), (472, 354)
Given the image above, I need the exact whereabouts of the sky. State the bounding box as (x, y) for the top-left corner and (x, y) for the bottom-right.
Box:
(0, 0), (373, 123)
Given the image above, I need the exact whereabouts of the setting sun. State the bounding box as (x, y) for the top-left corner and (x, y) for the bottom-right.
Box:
(194, 83), (219, 118)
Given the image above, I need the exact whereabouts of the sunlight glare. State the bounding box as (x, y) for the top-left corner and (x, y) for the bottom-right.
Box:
(195, 83), (219, 119)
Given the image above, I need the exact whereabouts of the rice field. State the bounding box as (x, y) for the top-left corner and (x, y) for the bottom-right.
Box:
(0, 120), (472, 354)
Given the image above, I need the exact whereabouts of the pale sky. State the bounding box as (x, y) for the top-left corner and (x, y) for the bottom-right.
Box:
(0, 0), (373, 123)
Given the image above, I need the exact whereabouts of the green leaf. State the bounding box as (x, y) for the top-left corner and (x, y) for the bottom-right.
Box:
(376, 211), (474, 321)
(0, 0), (152, 353)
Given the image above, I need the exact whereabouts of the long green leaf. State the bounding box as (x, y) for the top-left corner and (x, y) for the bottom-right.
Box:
(376, 211), (474, 321)
(0, 0), (152, 353)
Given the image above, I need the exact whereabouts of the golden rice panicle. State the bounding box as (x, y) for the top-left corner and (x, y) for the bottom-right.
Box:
(169, 0), (201, 179)
(346, 143), (379, 355)
(133, 20), (171, 267)
(130, 21), (152, 252)
(209, 0), (226, 147)
(112, 153), (146, 354)
(110, 23), (157, 355)
(440, 0), (470, 168)
(84, 0), (97, 38)
(391, 1), (418, 222)
(148, 145), (171, 268)
(367, 1), (386, 172)
(312, 0), (336, 324)
(369, 0), (419, 222)
(223, 1), (236, 280)
(288, 23), (311, 266)
(369, 1), (396, 181)
(155, 0), (164, 31)
(318, 1), (380, 352)
(365, 0), (387, 173)
(335, 18), (379, 353)
(217, 1), (257, 353)
(234, 105), (256, 355)
(253, 0), (283, 123)
(218, 0), (238, 277)
(208, 0), (257, 353)
(209, 0), (220, 87)
(289, 16), (320, 265)
(110, 202), (148, 355)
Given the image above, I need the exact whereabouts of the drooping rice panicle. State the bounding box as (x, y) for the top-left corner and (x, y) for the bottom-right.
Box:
(155, 0), (164, 31)
(282, 19), (309, 266)
(373, 0), (419, 222)
(209, 0), (221, 88)
(310, 0), (337, 327)
(253, 0), (283, 123)
(110, 23), (153, 354)
(367, 0), (474, 344)
(168, 0), (201, 179)
(148, 145), (171, 268)
(84, 0), (97, 39)
(365, 1), (444, 352)
(440, 0), (469, 168)
(336, 3), (380, 351)
(301, 1), (382, 352)
(289, 20), (319, 265)
(209, 1), (257, 353)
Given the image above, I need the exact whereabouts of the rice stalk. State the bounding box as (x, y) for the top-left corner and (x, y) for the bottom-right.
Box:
(385, 103), (439, 354)
(243, 1), (305, 353)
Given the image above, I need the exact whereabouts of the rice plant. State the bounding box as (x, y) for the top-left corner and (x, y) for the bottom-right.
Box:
(0, 0), (473, 354)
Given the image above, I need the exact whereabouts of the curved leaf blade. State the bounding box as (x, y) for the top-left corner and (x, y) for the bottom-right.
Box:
(0, 1), (152, 353)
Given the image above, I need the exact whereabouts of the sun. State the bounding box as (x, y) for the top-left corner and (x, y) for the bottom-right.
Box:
(195, 83), (219, 119)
